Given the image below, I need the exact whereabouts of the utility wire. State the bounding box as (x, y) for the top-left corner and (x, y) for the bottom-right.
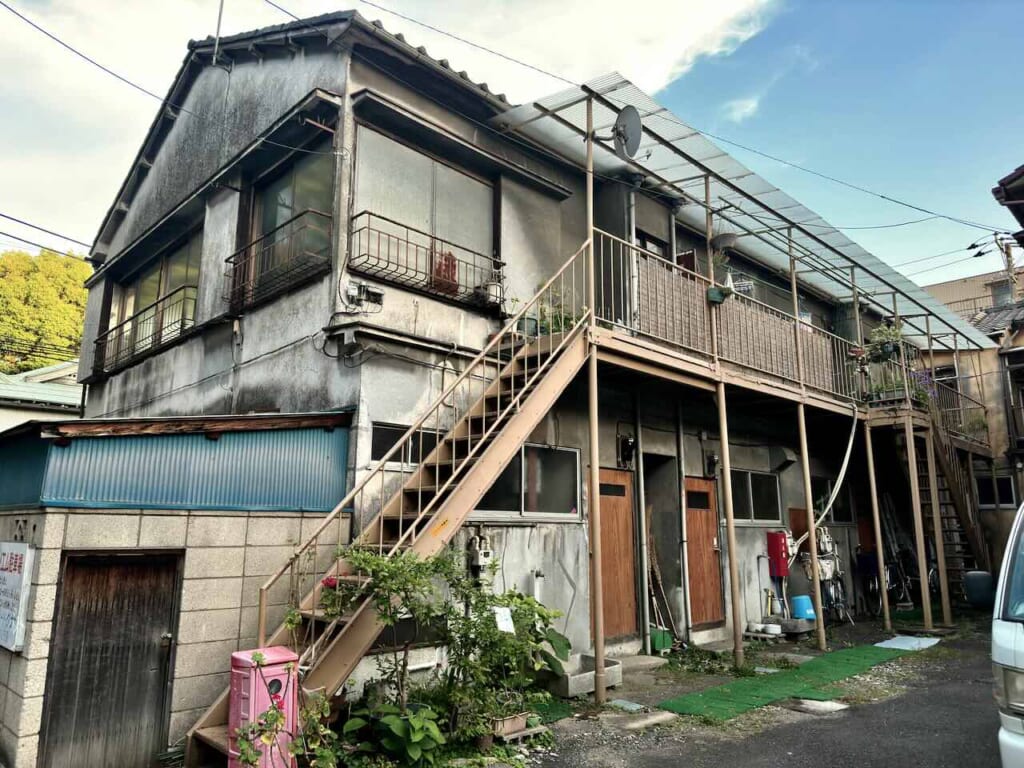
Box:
(0, 230), (94, 262)
(904, 250), (997, 278)
(0, 212), (92, 248)
(342, 0), (1008, 234)
(0, 0), (343, 158)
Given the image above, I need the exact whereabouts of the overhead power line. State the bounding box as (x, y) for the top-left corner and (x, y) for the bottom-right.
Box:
(0, 212), (92, 248)
(0, 0), (342, 158)
(0, 230), (94, 262)
(904, 249), (996, 278)
(342, 0), (1007, 234)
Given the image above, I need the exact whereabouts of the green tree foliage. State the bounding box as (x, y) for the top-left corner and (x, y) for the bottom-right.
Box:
(0, 249), (92, 373)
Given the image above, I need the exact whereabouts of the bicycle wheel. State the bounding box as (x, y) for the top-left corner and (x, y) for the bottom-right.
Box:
(833, 577), (851, 624)
(865, 574), (882, 617)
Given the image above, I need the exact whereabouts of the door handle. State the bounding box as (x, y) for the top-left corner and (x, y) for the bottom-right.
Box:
(160, 632), (174, 649)
(712, 537), (720, 551)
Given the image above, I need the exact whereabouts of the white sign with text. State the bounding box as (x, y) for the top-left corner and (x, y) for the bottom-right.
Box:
(0, 543), (34, 652)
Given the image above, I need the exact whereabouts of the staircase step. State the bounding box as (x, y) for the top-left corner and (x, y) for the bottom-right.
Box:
(195, 725), (230, 756)
(299, 608), (354, 624)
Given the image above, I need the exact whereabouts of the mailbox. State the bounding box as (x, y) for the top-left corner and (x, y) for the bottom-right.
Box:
(229, 646), (299, 767)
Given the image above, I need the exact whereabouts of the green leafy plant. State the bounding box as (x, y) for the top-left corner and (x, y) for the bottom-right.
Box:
(344, 703), (446, 766)
(866, 322), (904, 362)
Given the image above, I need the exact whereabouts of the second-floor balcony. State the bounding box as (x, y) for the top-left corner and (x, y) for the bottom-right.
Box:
(594, 229), (861, 403)
(592, 229), (990, 447)
(349, 211), (503, 308)
(94, 285), (198, 374)
(225, 209), (333, 312)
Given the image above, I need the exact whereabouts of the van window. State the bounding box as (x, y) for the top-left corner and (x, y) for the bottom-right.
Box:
(1003, 519), (1024, 620)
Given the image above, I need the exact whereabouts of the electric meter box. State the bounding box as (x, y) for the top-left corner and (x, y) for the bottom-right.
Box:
(766, 531), (790, 578)
(229, 646), (299, 767)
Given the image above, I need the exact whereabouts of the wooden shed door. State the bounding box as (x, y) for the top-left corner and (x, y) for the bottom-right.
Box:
(40, 554), (180, 768)
(599, 468), (638, 640)
(686, 477), (725, 627)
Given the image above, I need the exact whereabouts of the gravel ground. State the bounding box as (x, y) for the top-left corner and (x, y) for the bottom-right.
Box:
(538, 618), (998, 768)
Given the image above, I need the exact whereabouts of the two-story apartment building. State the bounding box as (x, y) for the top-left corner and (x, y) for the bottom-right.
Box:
(0, 11), (999, 768)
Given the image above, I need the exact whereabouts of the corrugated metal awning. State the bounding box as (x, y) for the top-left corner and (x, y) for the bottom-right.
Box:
(495, 72), (995, 351)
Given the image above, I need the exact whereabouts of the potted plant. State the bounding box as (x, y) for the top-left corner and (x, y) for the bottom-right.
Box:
(867, 322), (904, 363)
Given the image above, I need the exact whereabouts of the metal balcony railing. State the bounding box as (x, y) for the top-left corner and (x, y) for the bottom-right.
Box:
(94, 285), (197, 373)
(349, 210), (502, 306)
(933, 379), (989, 444)
(225, 209), (332, 311)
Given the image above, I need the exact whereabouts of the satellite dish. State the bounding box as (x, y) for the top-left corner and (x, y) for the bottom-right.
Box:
(613, 105), (642, 160)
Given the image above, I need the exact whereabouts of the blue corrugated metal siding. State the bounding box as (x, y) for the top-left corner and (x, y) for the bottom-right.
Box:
(0, 433), (50, 507)
(40, 428), (349, 511)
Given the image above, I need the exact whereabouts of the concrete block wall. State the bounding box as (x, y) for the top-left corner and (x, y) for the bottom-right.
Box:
(0, 509), (63, 768)
(0, 507), (350, 764)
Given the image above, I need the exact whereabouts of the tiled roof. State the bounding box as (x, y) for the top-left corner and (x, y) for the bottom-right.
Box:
(969, 302), (1024, 335)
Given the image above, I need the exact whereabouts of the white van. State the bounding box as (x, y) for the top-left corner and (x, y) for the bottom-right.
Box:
(994, 503), (1024, 765)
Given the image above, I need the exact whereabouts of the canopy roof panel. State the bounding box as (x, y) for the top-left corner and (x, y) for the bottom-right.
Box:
(498, 73), (994, 351)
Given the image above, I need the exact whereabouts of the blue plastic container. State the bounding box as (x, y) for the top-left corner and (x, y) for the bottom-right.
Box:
(791, 594), (816, 620)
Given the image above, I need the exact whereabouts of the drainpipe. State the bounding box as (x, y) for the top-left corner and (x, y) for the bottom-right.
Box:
(715, 382), (744, 668)
(635, 401), (651, 655)
(678, 402), (693, 639)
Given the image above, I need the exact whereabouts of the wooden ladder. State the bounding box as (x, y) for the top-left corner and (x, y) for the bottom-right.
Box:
(186, 243), (591, 766)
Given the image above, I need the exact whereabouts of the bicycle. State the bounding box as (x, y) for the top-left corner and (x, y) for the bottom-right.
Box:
(800, 527), (854, 625)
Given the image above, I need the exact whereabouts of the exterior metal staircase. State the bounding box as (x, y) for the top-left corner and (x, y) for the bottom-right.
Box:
(899, 418), (990, 602)
(186, 243), (590, 765)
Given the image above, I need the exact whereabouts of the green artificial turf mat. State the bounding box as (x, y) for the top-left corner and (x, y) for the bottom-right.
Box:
(533, 697), (574, 724)
(659, 645), (905, 720)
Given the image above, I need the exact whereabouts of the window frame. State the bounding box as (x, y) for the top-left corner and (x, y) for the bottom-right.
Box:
(810, 475), (854, 526)
(472, 442), (582, 522)
(369, 422), (442, 468)
(729, 468), (782, 524)
(977, 474), (1016, 509)
(348, 123), (500, 306)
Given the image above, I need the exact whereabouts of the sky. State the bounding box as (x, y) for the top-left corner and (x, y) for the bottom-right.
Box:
(1, 0), (1021, 288)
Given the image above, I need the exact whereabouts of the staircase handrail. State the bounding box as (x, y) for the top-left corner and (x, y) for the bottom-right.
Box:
(257, 239), (591, 636)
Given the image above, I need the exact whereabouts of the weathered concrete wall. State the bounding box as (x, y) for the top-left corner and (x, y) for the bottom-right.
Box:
(85, 276), (357, 418)
(108, 47), (349, 258)
(0, 507), (349, 765)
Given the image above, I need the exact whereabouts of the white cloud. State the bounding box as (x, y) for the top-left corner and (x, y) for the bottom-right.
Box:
(0, 0), (775, 251)
(722, 96), (760, 123)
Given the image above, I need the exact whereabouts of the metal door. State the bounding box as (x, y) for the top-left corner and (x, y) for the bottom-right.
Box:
(685, 477), (725, 627)
(599, 468), (638, 640)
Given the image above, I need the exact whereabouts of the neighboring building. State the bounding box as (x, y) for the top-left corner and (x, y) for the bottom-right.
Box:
(0, 12), (998, 768)
(993, 164), (1024, 247)
(0, 361), (82, 431)
(925, 267), (1024, 320)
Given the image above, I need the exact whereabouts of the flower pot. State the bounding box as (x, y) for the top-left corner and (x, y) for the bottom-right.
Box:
(492, 713), (528, 737)
(475, 733), (495, 751)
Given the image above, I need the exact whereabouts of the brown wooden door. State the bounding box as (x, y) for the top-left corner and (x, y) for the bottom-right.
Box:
(686, 477), (725, 627)
(599, 468), (638, 640)
(40, 553), (180, 768)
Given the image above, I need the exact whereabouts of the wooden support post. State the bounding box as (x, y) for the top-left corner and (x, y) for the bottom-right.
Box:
(863, 423), (892, 632)
(706, 175), (719, 362)
(904, 417), (934, 630)
(926, 316), (935, 374)
(585, 96), (606, 704)
(789, 232), (806, 388)
(797, 403), (828, 651)
(716, 381), (745, 668)
(925, 429), (953, 626)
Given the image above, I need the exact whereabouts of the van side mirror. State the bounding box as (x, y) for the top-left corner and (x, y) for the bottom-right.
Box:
(964, 570), (996, 611)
